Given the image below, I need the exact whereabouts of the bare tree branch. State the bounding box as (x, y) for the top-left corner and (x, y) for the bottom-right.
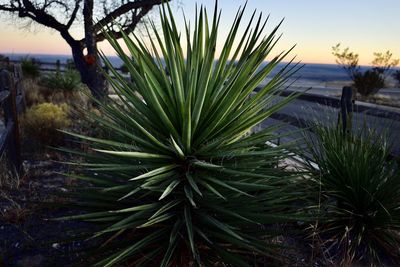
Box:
(42, 1), (69, 12)
(66, 0), (81, 29)
(95, 4), (151, 43)
(0, 0), (68, 32)
(93, 0), (167, 33)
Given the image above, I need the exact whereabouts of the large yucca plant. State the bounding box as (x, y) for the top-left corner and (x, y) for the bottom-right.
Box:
(303, 123), (400, 265)
(60, 3), (306, 266)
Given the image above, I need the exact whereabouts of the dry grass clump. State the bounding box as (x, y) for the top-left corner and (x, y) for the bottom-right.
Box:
(0, 152), (20, 189)
(0, 195), (31, 224)
(22, 102), (71, 146)
(24, 80), (46, 107)
(23, 78), (90, 108)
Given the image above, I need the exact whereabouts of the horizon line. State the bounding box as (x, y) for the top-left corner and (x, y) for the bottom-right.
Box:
(0, 51), (376, 67)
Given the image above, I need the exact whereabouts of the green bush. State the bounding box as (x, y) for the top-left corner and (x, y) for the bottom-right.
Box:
(303, 124), (400, 265)
(21, 56), (41, 78)
(60, 3), (306, 266)
(353, 70), (385, 97)
(40, 69), (82, 92)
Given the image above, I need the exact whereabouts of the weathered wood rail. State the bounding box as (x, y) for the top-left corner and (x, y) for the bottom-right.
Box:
(7, 58), (126, 73)
(0, 65), (25, 173)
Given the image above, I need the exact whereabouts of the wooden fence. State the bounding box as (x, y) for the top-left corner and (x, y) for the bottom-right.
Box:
(0, 65), (25, 173)
(7, 58), (126, 73)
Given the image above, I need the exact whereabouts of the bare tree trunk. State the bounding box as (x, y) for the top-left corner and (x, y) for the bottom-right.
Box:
(61, 28), (108, 102)
(74, 0), (108, 101)
(70, 43), (108, 101)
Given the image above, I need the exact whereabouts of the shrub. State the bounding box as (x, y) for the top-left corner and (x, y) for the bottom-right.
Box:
(22, 103), (70, 146)
(372, 51), (400, 77)
(60, 3), (306, 266)
(353, 70), (385, 96)
(20, 56), (41, 78)
(332, 44), (399, 96)
(331, 43), (360, 79)
(303, 124), (400, 265)
(40, 69), (82, 92)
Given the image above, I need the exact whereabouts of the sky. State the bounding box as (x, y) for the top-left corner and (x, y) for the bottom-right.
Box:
(0, 0), (399, 65)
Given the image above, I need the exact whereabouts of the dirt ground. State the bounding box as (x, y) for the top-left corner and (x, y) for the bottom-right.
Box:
(0, 157), (94, 267)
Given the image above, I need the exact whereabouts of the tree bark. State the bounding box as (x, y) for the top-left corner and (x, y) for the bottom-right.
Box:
(61, 30), (108, 102)
(58, 0), (108, 102)
(70, 42), (108, 101)
(79, 0), (108, 101)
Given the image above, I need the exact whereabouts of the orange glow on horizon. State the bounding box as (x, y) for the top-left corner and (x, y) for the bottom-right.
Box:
(0, 24), (397, 66)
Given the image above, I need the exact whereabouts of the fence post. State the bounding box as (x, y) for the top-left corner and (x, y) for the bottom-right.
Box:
(56, 59), (61, 72)
(338, 86), (353, 135)
(0, 70), (22, 172)
(13, 64), (26, 111)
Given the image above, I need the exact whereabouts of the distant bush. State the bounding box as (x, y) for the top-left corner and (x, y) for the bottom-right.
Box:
(332, 44), (399, 96)
(353, 70), (385, 96)
(40, 69), (82, 92)
(22, 103), (70, 146)
(303, 124), (400, 265)
(21, 56), (41, 78)
(372, 51), (400, 77)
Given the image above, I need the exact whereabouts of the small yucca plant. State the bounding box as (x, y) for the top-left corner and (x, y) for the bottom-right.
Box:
(303, 123), (400, 265)
(21, 56), (41, 78)
(40, 69), (82, 92)
(60, 3), (306, 266)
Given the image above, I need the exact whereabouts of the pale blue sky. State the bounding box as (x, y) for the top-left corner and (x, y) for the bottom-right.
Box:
(0, 0), (399, 64)
(171, 0), (400, 64)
